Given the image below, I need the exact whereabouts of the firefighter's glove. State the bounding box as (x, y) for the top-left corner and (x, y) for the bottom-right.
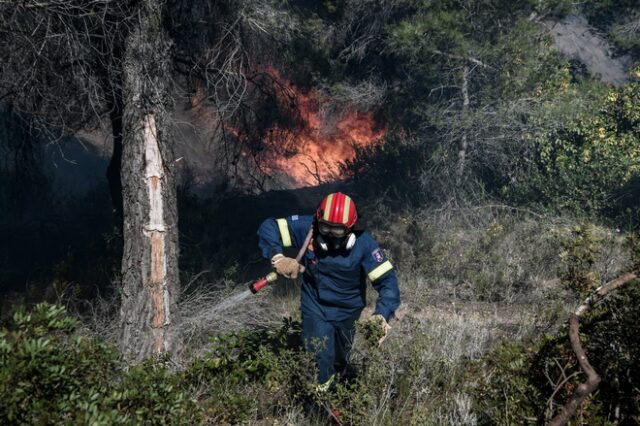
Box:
(369, 314), (391, 346)
(271, 254), (304, 279)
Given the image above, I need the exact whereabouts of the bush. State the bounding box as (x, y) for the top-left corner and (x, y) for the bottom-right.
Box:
(5, 278), (637, 424)
(0, 303), (120, 425)
(0, 303), (201, 425)
(107, 360), (201, 425)
(559, 224), (601, 298)
(527, 81), (640, 215)
(475, 338), (548, 425)
(476, 283), (640, 425)
(185, 318), (316, 424)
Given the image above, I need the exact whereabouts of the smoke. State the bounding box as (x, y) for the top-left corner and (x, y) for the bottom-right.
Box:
(547, 14), (632, 87)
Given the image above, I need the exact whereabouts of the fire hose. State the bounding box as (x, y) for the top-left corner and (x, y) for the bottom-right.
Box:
(248, 226), (314, 294)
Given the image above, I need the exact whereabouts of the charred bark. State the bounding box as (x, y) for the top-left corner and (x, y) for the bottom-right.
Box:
(119, 0), (180, 363)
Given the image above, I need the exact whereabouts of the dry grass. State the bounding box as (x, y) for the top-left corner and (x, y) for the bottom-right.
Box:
(174, 203), (631, 365)
(65, 201), (634, 424)
(176, 274), (301, 359)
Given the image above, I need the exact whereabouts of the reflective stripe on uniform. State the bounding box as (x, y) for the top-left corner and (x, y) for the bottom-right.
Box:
(368, 260), (393, 281)
(314, 374), (335, 395)
(276, 218), (292, 247)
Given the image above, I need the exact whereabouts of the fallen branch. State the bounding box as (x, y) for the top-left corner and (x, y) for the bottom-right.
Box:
(548, 272), (637, 426)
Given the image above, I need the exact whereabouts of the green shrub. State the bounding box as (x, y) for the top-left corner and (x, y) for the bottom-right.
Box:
(560, 224), (601, 298)
(0, 303), (201, 425)
(476, 338), (550, 425)
(476, 283), (640, 425)
(529, 81), (640, 214)
(627, 231), (640, 273)
(107, 359), (201, 425)
(0, 303), (120, 425)
(584, 284), (640, 422)
(185, 318), (316, 423)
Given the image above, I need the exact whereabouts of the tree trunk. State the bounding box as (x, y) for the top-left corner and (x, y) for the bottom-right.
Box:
(119, 0), (180, 363)
(106, 96), (123, 225)
(456, 65), (470, 181)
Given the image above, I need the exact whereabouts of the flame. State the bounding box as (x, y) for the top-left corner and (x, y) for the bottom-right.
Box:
(190, 67), (386, 188)
(257, 67), (386, 187)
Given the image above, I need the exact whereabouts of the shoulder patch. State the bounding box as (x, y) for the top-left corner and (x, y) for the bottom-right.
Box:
(291, 215), (299, 221)
(371, 248), (384, 263)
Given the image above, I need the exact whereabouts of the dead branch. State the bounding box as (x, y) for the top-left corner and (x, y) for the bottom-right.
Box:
(547, 272), (637, 426)
(301, 155), (323, 185)
(425, 48), (493, 70)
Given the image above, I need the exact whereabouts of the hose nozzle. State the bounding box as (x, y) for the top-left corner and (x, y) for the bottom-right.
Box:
(249, 272), (278, 294)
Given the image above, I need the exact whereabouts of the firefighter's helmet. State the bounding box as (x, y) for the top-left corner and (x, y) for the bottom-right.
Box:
(315, 192), (358, 230)
(315, 192), (358, 251)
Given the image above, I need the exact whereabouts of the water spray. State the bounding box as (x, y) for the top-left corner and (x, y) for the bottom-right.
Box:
(209, 226), (313, 315)
(207, 272), (278, 316)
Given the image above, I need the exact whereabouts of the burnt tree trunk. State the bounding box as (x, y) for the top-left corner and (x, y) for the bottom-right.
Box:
(119, 0), (180, 362)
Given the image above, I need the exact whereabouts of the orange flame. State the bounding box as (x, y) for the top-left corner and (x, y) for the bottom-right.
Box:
(258, 68), (386, 187)
(189, 67), (386, 188)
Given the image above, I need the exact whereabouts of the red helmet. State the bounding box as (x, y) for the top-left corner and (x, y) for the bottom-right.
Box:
(315, 192), (358, 229)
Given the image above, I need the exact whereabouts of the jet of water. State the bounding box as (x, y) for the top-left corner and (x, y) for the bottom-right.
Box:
(208, 288), (253, 317)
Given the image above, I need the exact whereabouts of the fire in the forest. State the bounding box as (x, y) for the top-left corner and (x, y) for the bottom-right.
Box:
(190, 67), (386, 188)
(257, 67), (386, 187)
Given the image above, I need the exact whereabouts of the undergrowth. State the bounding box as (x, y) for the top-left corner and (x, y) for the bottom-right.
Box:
(3, 210), (639, 425)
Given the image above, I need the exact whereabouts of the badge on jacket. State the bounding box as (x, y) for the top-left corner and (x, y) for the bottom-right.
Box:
(372, 248), (384, 263)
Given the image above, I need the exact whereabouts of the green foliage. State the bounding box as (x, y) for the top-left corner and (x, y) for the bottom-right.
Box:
(108, 360), (200, 425)
(582, 1), (640, 58)
(528, 82), (640, 214)
(627, 231), (640, 273)
(476, 339), (547, 425)
(0, 303), (120, 425)
(475, 226), (640, 423)
(0, 303), (201, 425)
(560, 224), (601, 298)
(3, 263), (636, 425)
(584, 284), (640, 422)
(383, 0), (571, 123)
(297, 0), (637, 224)
(477, 282), (640, 425)
(185, 318), (316, 423)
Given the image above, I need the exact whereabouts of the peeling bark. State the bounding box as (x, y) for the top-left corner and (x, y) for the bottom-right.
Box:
(119, 0), (179, 363)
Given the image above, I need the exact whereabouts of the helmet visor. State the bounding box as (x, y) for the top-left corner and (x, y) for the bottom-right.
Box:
(318, 221), (348, 238)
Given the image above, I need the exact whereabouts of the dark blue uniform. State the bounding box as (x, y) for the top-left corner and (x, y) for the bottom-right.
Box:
(257, 214), (401, 385)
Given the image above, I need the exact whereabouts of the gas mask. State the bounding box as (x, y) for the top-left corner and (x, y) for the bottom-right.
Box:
(317, 221), (356, 251)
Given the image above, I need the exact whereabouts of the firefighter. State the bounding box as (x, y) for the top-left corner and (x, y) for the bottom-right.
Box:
(257, 192), (401, 390)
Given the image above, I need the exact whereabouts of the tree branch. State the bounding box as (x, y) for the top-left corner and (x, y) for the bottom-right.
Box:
(548, 272), (638, 426)
(426, 48), (494, 70)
